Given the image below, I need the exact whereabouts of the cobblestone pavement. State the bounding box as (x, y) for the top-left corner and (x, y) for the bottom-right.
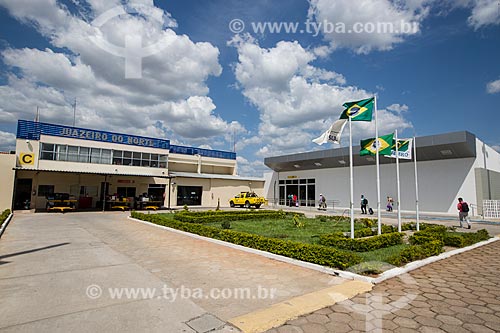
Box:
(267, 240), (500, 333)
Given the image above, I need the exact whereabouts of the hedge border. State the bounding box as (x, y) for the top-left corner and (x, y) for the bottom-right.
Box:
(319, 232), (404, 252)
(132, 212), (361, 269)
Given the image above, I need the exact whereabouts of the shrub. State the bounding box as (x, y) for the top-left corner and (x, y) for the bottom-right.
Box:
(319, 232), (404, 252)
(443, 229), (490, 247)
(221, 220), (231, 229)
(409, 227), (489, 248)
(183, 205), (189, 211)
(131, 212), (361, 269)
(353, 228), (374, 238)
(1, 209), (11, 223)
(172, 210), (302, 224)
(388, 240), (444, 266)
(355, 218), (377, 228)
(293, 214), (305, 228)
(353, 225), (396, 238)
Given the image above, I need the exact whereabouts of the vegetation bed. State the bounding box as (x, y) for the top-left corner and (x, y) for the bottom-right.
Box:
(131, 210), (491, 274)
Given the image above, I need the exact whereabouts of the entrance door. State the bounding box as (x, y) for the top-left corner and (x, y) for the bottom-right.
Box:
(177, 186), (202, 206)
(14, 178), (32, 210)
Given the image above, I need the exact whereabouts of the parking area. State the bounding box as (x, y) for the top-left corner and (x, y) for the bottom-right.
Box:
(0, 211), (347, 332)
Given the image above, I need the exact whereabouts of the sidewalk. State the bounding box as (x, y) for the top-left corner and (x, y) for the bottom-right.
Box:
(267, 238), (500, 332)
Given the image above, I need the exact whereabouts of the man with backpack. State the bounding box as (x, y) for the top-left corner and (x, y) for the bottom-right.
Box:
(457, 197), (471, 229)
(361, 195), (368, 214)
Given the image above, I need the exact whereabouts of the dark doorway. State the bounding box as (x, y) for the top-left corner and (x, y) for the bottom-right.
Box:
(148, 184), (166, 202)
(14, 178), (32, 210)
(177, 186), (202, 206)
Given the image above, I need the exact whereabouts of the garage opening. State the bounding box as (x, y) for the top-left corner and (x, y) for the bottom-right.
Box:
(177, 186), (202, 206)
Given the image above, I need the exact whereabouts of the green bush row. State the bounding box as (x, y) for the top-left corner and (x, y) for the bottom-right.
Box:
(174, 210), (280, 217)
(173, 210), (301, 224)
(409, 228), (490, 247)
(132, 212), (361, 269)
(387, 240), (444, 266)
(319, 232), (404, 252)
(353, 225), (397, 238)
(1, 209), (11, 224)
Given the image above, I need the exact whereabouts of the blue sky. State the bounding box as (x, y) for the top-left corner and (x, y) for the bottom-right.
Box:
(0, 0), (499, 176)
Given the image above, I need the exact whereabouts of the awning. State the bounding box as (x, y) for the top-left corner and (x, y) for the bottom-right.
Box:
(13, 167), (172, 179)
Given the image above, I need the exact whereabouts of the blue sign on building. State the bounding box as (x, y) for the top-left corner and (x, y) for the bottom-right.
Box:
(17, 120), (170, 150)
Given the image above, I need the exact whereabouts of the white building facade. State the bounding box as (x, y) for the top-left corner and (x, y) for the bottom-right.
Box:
(264, 131), (500, 215)
(0, 120), (264, 211)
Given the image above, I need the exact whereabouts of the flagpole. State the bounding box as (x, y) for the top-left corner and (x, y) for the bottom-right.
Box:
(349, 116), (354, 239)
(414, 136), (420, 231)
(375, 96), (381, 235)
(395, 130), (402, 232)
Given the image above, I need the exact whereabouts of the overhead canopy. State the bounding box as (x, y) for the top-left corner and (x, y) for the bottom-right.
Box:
(264, 131), (477, 172)
(14, 168), (172, 179)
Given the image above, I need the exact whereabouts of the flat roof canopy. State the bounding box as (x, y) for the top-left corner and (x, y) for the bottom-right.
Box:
(264, 131), (477, 172)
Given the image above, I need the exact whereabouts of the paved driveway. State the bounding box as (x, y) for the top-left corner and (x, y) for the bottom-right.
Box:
(0, 212), (345, 332)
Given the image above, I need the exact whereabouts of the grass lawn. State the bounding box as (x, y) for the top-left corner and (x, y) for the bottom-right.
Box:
(204, 217), (367, 244)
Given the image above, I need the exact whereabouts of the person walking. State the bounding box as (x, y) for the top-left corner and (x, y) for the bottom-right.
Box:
(386, 196), (393, 212)
(318, 194), (327, 210)
(457, 197), (471, 229)
(360, 195), (368, 214)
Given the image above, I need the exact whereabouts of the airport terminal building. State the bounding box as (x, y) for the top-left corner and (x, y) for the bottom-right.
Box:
(0, 120), (264, 211)
(264, 131), (500, 216)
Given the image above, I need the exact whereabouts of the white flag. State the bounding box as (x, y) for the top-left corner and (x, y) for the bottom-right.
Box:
(312, 119), (347, 145)
(386, 138), (413, 159)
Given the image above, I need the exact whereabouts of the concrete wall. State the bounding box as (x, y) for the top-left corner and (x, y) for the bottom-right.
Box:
(0, 154), (15, 211)
(170, 177), (265, 208)
(265, 157), (478, 215)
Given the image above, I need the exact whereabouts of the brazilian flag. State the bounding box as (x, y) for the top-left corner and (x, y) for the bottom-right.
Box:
(340, 97), (374, 121)
(360, 133), (394, 156)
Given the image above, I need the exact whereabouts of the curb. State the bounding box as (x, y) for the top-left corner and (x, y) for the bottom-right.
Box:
(0, 213), (14, 239)
(127, 216), (499, 285)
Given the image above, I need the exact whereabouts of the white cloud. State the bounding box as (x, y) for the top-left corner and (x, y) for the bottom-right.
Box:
(308, 0), (430, 54)
(386, 103), (409, 113)
(0, 131), (16, 152)
(467, 0), (500, 29)
(231, 37), (412, 160)
(0, 1), (241, 150)
(486, 79), (500, 94)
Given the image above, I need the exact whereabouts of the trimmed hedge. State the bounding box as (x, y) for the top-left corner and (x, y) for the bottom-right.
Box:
(388, 240), (444, 266)
(1, 209), (11, 223)
(409, 227), (490, 248)
(319, 232), (404, 252)
(353, 225), (397, 238)
(132, 212), (361, 269)
(172, 210), (301, 224)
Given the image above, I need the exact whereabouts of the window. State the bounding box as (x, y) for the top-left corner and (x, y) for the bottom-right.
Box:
(41, 143), (55, 160)
(79, 147), (89, 163)
(38, 185), (54, 197)
(117, 187), (136, 198)
(39, 143), (166, 168)
(159, 155), (167, 168)
(101, 149), (111, 164)
(67, 146), (79, 162)
(90, 148), (101, 164)
(57, 145), (67, 161)
(113, 150), (123, 165)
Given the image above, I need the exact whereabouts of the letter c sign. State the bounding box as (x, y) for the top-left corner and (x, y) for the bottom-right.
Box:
(20, 153), (34, 165)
